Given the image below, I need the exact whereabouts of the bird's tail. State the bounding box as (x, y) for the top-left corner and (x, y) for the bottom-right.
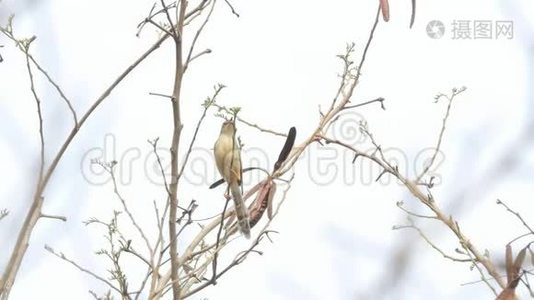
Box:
(229, 182), (251, 239)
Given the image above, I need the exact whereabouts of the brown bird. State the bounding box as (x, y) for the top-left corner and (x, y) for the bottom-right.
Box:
(214, 121), (251, 238)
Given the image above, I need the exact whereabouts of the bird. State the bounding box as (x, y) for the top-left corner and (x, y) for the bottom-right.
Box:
(214, 120), (251, 238)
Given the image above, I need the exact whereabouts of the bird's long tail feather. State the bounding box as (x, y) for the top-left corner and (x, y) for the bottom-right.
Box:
(230, 183), (251, 239)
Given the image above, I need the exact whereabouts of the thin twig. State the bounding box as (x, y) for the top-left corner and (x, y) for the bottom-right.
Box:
(416, 87), (466, 182)
(24, 52), (45, 184)
(184, 0), (216, 71)
(104, 163), (153, 256)
(1, 26), (77, 127)
(213, 103), (287, 137)
(161, 0), (177, 38)
(274, 6), (382, 176)
(148, 138), (172, 198)
(222, 0), (240, 17)
(187, 48), (211, 64)
(133, 266), (153, 300)
(0, 20), (170, 297)
(181, 231), (273, 298)
(458, 230), (499, 296)
(211, 197), (230, 285)
(147, 19), (175, 37)
(177, 84), (225, 180)
(40, 213), (67, 222)
(497, 199), (534, 236)
(396, 201), (437, 220)
(28, 55), (78, 127)
(45, 245), (122, 295)
(343, 97), (385, 110)
(320, 134), (507, 289)
(393, 223), (471, 262)
(329, 42), (354, 110)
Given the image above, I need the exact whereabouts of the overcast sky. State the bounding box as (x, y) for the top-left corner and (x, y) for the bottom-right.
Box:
(1, 0), (534, 299)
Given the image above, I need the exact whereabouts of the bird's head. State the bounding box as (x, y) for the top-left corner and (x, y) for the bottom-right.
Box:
(220, 120), (236, 135)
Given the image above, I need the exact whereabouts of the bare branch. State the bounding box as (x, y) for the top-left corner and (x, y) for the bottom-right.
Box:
(23, 46), (45, 184)
(1, 21), (78, 127)
(396, 201), (437, 220)
(181, 231), (272, 298)
(187, 48), (211, 64)
(222, 0), (239, 17)
(342, 97), (385, 111)
(321, 132), (507, 290)
(177, 84), (225, 180)
(45, 245), (122, 295)
(40, 213), (67, 222)
(210, 197), (231, 285)
(167, 1), (188, 298)
(274, 5), (382, 176)
(101, 162), (153, 256)
(1, 15), (170, 296)
(497, 199), (534, 236)
(393, 222), (471, 262)
(416, 87), (466, 182)
(213, 103), (288, 137)
(457, 231), (499, 296)
(184, 0), (216, 71)
(160, 0), (177, 38)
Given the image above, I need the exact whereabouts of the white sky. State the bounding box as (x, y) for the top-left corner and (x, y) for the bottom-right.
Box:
(1, 0), (534, 299)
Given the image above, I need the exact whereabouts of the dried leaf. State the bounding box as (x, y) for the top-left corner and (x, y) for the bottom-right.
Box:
(243, 179), (265, 200)
(514, 247), (526, 271)
(209, 167), (257, 189)
(505, 244), (513, 284)
(249, 182), (272, 228)
(380, 0), (390, 22)
(410, 0), (416, 28)
(267, 182), (277, 220)
(496, 288), (516, 300)
(509, 247), (527, 288)
(226, 179), (266, 226)
(273, 127), (296, 172)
